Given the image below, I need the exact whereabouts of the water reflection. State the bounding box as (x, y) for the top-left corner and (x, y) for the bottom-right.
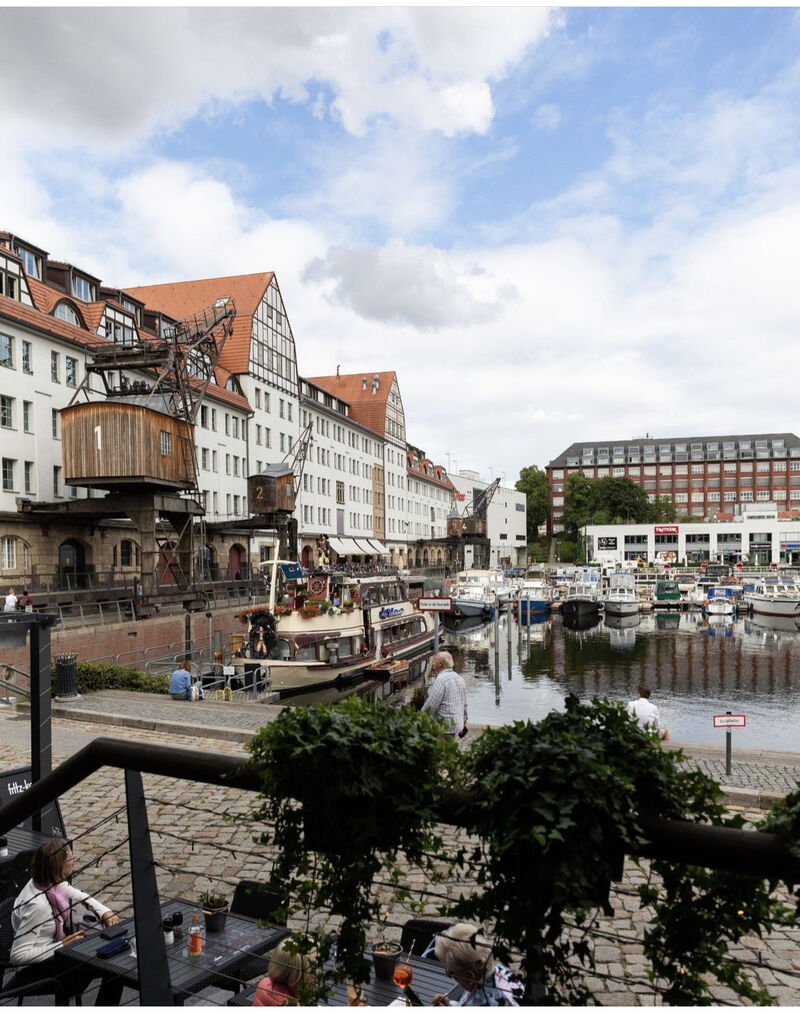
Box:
(441, 611), (800, 751)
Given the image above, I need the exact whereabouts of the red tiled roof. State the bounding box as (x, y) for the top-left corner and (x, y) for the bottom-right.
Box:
(126, 274), (274, 375)
(307, 371), (397, 438)
(0, 293), (107, 351)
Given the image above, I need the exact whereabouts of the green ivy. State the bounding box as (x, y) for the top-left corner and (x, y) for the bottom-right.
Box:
(247, 696), (458, 1003)
(246, 695), (795, 1006)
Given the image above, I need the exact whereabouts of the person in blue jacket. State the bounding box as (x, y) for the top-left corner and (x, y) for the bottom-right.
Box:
(169, 660), (202, 700)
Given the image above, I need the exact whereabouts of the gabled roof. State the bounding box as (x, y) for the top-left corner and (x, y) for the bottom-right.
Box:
(126, 273), (274, 375)
(307, 371), (397, 438)
(0, 292), (107, 350)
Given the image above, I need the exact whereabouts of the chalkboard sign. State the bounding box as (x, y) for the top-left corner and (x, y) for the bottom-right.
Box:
(0, 766), (66, 838)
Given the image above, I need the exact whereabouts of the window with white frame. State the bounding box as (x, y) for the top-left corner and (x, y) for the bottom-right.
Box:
(71, 275), (96, 301)
(1, 535), (17, 568)
(0, 395), (13, 428)
(51, 351), (60, 382)
(55, 302), (80, 326)
(65, 357), (78, 387)
(1, 458), (14, 491)
(24, 461), (33, 494)
(159, 431), (171, 456)
(0, 334), (13, 369)
(22, 341), (31, 374)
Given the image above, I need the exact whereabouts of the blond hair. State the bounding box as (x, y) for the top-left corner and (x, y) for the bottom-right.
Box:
(434, 922), (493, 980)
(267, 939), (314, 993)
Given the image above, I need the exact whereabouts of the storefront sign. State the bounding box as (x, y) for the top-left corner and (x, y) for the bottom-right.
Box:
(598, 537), (617, 550)
(654, 525), (679, 535)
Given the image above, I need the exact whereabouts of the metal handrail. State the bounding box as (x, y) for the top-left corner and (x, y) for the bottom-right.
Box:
(0, 736), (797, 880)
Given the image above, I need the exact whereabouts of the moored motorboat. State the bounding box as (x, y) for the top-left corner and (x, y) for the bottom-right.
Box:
(704, 585), (736, 617)
(560, 568), (603, 623)
(743, 576), (800, 618)
(449, 569), (516, 620)
(239, 561), (434, 696)
(653, 579), (682, 609)
(603, 573), (639, 617)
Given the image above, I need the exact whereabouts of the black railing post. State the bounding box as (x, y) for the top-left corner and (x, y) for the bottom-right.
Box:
(125, 769), (173, 1005)
(29, 619), (52, 834)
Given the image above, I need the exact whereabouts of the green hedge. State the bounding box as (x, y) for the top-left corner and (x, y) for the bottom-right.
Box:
(51, 661), (169, 696)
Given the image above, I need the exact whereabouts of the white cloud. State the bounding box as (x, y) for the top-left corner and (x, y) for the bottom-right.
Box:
(303, 239), (517, 330)
(0, 7), (554, 147)
(532, 104), (562, 132)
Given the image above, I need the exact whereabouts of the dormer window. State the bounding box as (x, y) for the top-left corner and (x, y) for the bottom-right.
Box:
(0, 253), (33, 306)
(71, 275), (96, 301)
(99, 307), (136, 346)
(15, 247), (41, 280)
(54, 302), (81, 326)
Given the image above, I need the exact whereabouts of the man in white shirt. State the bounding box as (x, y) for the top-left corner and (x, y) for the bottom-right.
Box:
(627, 684), (669, 740)
(422, 651), (468, 738)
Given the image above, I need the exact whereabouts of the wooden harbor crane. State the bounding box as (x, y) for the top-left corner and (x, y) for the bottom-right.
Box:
(245, 420), (314, 562)
(51, 299), (237, 600)
(447, 477), (501, 570)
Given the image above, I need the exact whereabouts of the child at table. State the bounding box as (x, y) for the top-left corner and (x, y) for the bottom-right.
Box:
(253, 939), (313, 1006)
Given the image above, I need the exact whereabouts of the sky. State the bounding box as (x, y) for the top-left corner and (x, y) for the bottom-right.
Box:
(3, 5), (800, 488)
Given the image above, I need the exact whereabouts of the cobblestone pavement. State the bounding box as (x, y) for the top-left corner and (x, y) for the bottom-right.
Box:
(3, 707), (800, 1005)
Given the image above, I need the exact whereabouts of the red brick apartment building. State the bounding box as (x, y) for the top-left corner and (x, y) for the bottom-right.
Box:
(546, 433), (800, 534)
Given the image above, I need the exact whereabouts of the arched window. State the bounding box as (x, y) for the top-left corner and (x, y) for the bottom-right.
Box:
(54, 302), (81, 326)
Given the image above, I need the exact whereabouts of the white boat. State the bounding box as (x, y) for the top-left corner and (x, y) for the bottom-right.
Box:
(514, 573), (553, 619)
(704, 585), (737, 617)
(603, 573), (639, 617)
(688, 575), (720, 607)
(449, 569), (518, 620)
(561, 568), (603, 623)
(743, 576), (800, 618)
(240, 561), (434, 696)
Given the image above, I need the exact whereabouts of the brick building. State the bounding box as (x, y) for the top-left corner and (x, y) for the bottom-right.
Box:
(546, 433), (800, 534)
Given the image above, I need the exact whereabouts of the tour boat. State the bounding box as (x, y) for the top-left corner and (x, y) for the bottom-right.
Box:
(238, 561), (434, 696)
(603, 573), (639, 617)
(743, 576), (800, 618)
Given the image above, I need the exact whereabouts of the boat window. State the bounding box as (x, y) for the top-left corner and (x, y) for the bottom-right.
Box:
(295, 642), (318, 661)
(276, 639), (291, 660)
(338, 636), (356, 657)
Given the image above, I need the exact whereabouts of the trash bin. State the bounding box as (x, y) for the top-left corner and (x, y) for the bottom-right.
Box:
(55, 654), (80, 700)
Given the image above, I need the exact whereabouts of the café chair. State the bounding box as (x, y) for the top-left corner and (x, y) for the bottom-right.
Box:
(0, 850), (36, 903)
(399, 918), (451, 962)
(0, 897), (82, 1006)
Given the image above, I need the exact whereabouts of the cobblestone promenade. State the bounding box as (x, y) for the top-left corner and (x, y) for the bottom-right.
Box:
(2, 698), (800, 1005)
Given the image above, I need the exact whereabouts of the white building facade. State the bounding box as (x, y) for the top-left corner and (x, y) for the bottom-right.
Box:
(449, 470), (528, 568)
(585, 505), (800, 568)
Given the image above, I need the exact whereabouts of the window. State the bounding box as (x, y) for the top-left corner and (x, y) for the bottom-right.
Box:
(265, 427), (271, 448)
(16, 247), (41, 279)
(280, 433), (285, 452)
(757, 491), (771, 501)
(279, 399), (285, 419)
(200, 406), (208, 428)
(1, 535), (17, 569)
(0, 395), (13, 428)
(159, 431), (172, 456)
(201, 448), (209, 470)
(51, 351), (60, 382)
(233, 457), (239, 477)
(287, 403), (293, 422)
(0, 334), (13, 369)
(211, 409), (217, 431)
(255, 388), (261, 409)
(224, 413), (230, 436)
(22, 341), (31, 374)
(65, 357), (78, 387)
(120, 540), (138, 567)
(336, 481), (345, 504)
(232, 417), (239, 439)
(24, 461), (33, 494)
(52, 466), (60, 496)
(23, 401), (31, 432)
(1, 458), (14, 491)
(708, 491), (720, 502)
(71, 275), (95, 301)
(225, 454), (230, 475)
(256, 424), (262, 445)
(51, 409), (59, 438)
(55, 302), (80, 326)
(212, 450), (217, 472)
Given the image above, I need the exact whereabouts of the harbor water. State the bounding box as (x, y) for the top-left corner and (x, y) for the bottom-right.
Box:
(440, 611), (800, 751)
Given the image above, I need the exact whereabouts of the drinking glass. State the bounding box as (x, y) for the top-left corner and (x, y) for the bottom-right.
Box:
(392, 961), (413, 989)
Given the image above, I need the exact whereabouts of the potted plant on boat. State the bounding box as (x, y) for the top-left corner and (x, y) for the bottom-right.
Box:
(199, 890), (229, 933)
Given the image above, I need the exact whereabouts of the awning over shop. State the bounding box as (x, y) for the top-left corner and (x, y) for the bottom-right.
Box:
(364, 538), (389, 556)
(326, 536), (375, 557)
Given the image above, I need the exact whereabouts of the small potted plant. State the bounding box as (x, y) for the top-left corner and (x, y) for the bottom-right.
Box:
(200, 890), (229, 934)
(370, 909), (402, 979)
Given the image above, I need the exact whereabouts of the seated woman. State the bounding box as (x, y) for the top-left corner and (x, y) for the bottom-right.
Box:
(432, 923), (524, 1007)
(252, 939), (313, 1006)
(9, 838), (123, 1006)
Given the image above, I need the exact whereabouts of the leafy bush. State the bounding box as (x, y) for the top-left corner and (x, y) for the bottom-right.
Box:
(51, 661), (168, 696)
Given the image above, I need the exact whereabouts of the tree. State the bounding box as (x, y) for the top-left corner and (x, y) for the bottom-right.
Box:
(515, 465), (550, 542)
(593, 477), (651, 523)
(561, 471), (595, 537)
(648, 495), (678, 523)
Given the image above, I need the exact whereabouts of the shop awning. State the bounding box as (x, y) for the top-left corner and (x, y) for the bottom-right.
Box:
(327, 536), (375, 557)
(364, 538), (389, 556)
(353, 539), (376, 555)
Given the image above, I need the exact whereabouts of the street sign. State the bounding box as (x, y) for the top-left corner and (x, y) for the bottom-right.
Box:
(713, 714), (746, 728)
(418, 597), (452, 612)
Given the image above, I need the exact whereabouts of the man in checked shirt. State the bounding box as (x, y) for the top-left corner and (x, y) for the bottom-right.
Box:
(421, 651), (468, 739)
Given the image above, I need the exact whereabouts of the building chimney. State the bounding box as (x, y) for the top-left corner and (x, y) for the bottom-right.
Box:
(372, 373), (380, 393)
(362, 375), (367, 390)
(336, 364), (340, 379)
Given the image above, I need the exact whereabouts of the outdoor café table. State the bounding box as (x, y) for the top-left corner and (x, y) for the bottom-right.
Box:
(57, 896), (289, 1005)
(324, 952), (454, 1006)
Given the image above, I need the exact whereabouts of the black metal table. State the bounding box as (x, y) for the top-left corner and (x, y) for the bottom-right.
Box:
(59, 897), (289, 1005)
